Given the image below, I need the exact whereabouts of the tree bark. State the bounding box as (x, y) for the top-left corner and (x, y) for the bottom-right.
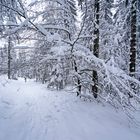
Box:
(92, 0), (100, 98)
(8, 36), (11, 79)
(129, 0), (137, 78)
(74, 60), (81, 96)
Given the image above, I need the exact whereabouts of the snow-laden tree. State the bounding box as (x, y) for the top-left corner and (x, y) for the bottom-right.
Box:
(30, 0), (77, 89)
(0, 0), (25, 79)
(0, 45), (7, 74)
(99, 0), (114, 61)
(114, 0), (139, 78)
(0, 0), (25, 34)
(113, 0), (139, 94)
(71, 0), (140, 117)
(113, 0), (131, 72)
(77, 0), (114, 98)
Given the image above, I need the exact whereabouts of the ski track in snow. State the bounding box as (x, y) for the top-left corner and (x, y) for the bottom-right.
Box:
(0, 77), (140, 140)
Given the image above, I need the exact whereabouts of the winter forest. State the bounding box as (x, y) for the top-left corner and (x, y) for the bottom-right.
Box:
(0, 0), (140, 140)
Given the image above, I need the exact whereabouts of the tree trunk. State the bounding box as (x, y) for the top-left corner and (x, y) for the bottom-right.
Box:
(129, 0), (137, 77)
(129, 0), (137, 93)
(74, 60), (81, 96)
(8, 36), (11, 79)
(92, 0), (100, 98)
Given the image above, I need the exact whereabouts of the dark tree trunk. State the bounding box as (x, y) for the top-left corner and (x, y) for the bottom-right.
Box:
(74, 60), (81, 96)
(129, 0), (138, 94)
(8, 36), (11, 79)
(92, 0), (100, 98)
(129, 0), (137, 78)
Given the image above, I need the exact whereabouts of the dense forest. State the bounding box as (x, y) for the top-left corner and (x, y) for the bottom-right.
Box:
(0, 0), (140, 120)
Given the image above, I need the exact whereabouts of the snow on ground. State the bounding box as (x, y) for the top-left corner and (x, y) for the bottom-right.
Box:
(0, 75), (140, 140)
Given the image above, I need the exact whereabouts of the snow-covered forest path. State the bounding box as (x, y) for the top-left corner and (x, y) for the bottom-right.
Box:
(0, 76), (140, 140)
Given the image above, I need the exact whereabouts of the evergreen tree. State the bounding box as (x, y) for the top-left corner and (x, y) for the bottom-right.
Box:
(30, 0), (77, 89)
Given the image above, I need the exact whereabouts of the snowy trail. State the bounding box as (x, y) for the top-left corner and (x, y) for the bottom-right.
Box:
(0, 77), (140, 140)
